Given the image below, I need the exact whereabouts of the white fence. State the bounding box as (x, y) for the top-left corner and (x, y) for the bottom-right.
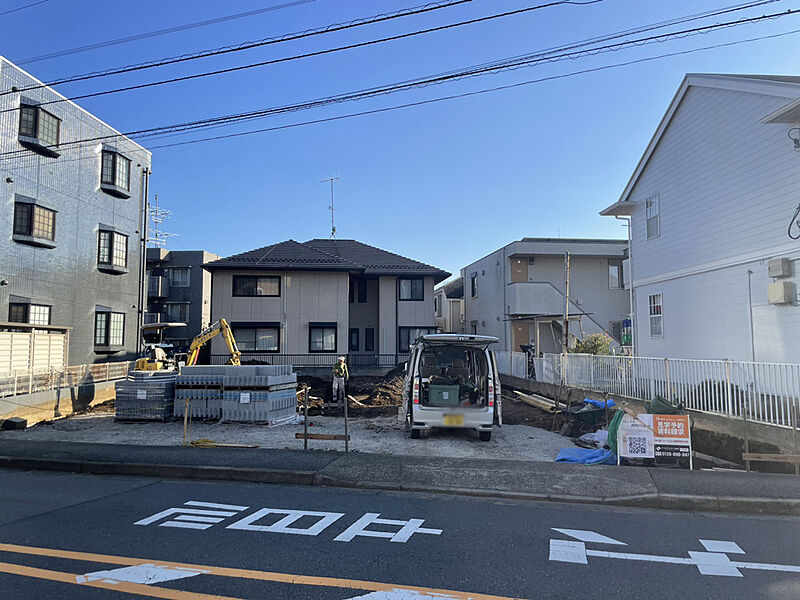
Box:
(533, 353), (800, 429)
(0, 362), (131, 399)
(0, 330), (68, 374)
(494, 351), (528, 379)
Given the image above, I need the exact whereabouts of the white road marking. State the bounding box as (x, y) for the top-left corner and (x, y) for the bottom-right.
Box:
(549, 540), (588, 564)
(688, 551), (743, 577)
(134, 508), (240, 526)
(184, 501), (249, 511)
(699, 540), (745, 554)
(227, 508), (345, 536)
(551, 529), (626, 545)
(335, 513), (442, 543)
(76, 563), (207, 585)
(173, 515), (226, 524)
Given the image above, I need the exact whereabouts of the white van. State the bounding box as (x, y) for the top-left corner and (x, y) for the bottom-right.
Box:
(402, 334), (502, 441)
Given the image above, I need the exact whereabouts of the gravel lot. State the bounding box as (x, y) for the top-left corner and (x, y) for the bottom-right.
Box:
(0, 406), (569, 462)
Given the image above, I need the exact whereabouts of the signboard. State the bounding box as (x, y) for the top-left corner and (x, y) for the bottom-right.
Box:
(239, 392), (250, 404)
(617, 413), (691, 466)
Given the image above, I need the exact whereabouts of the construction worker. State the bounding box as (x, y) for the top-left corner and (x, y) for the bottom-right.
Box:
(332, 356), (349, 404)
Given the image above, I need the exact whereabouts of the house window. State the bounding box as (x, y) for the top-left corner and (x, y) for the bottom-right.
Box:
(18, 104), (61, 152)
(609, 321), (623, 343)
(470, 274), (478, 298)
(233, 275), (280, 296)
(8, 303), (51, 325)
(165, 302), (189, 323)
(365, 328), (375, 352)
(645, 194), (660, 239)
(608, 260), (623, 289)
(649, 294), (663, 338)
(14, 202), (55, 241)
(309, 323), (337, 353)
(399, 278), (423, 301)
(95, 311), (125, 346)
(434, 295), (441, 317)
(349, 279), (367, 303)
(398, 326), (437, 353)
(101, 150), (131, 191)
(98, 230), (128, 268)
(168, 267), (190, 288)
(233, 325), (280, 352)
(349, 328), (359, 352)
(143, 312), (160, 324)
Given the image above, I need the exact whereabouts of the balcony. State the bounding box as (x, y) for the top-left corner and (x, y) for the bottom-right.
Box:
(506, 282), (566, 316)
(148, 276), (169, 298)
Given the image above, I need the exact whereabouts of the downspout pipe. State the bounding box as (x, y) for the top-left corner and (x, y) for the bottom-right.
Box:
(137, 166), (151, 354)
(615, 215), (634, 356)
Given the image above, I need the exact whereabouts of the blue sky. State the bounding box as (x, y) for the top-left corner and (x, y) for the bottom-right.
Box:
(4, 0), (800, 278)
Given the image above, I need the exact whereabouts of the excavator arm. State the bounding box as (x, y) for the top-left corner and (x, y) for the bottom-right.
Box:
(186, 318), (241, 366)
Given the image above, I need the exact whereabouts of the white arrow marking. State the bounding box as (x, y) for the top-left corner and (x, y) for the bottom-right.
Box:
(699, 540), (745, 554)
(346, 590), (459, 599)
(551, 529), (626, 545)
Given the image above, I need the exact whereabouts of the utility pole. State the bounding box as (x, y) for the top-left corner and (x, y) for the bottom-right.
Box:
(562, 251), (570, 354)
(321, 177), (340, 238)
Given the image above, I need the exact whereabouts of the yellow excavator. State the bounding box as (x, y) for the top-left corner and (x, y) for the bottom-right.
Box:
(134, 318), (241, 370)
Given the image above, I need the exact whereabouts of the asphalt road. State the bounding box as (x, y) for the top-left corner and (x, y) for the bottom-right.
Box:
(0, 469), (798, 599)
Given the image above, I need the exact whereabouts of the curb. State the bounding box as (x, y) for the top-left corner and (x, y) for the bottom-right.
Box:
(0, 454), (797, 516)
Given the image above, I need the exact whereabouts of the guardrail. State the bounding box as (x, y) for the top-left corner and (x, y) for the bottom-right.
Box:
(210, 354), (404, 368)
(0, 361), (131, 398)
(536, 353), (800, 429)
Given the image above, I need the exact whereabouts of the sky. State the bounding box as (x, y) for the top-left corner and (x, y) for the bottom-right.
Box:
(3, 0), (800, 279)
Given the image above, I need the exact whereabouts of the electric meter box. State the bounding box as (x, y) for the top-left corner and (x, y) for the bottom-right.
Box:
(768, 281), (796, 305)
(768, 258), (792, 278)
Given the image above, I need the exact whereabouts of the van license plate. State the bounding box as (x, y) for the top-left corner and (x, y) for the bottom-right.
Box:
(443, 414), (464, 427)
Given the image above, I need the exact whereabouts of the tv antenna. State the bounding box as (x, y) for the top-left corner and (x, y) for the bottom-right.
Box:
(321, 176), (340, 238)
(147, 194), (177, 248)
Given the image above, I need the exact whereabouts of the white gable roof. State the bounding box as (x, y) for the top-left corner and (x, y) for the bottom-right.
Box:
(601, 73), (800, 214)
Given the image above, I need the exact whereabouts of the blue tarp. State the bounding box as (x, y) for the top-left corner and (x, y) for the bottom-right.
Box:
(583, 398), (616, 408)
(555, 447), (617, 465)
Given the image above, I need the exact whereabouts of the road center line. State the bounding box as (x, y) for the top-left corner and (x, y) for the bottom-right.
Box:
(0, 560), (242, 600)
(0, 541), (524, 600)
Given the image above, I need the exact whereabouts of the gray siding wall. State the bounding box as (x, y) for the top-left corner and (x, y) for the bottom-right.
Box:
(627, 84), (800, 362)
(0, 58), (151, 365)
(461, 248), (508, 344)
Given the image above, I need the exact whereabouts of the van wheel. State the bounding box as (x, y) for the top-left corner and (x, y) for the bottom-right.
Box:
(479, 431), (492, 442)
(410, 428), (421, 439)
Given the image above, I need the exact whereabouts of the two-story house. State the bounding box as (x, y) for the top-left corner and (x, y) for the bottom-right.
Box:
(204, 239), (449, 368)
(0, 56), (151, 366)
(456, 238), (629, 354)
(601, 74), (800, 362)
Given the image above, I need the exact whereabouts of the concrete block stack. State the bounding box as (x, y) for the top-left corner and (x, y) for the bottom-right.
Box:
(174, 365), (297, 423)
(115, 370), (177, 421)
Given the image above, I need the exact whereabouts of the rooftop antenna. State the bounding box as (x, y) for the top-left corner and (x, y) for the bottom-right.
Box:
(321, 176), (340, 238)
(148, 194), (177, 248)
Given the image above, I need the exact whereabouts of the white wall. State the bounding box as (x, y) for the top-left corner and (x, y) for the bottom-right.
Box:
(627, 84), (800, 361)
(461, 248), (508, 344)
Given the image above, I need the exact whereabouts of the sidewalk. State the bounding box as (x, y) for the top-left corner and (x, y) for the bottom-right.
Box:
(0, 438), (798, 516)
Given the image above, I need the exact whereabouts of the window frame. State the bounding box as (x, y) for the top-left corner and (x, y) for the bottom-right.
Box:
(232, 275), (281, 297)
(470, 273), (478, 298)
(8, 302), (52, 326)
(167, 267), (191, 288)
(231, 324), (281, 353)
(608, 259), (623, 290)
(94, 311), (125, 347)
(365, 327), (375, 352)
(349, 328), (360, 352)
(398, 277), (424, 302)
(648, 293), (663, 338)
(97, 229), (128, 270)
(13, 201), (56, 245)
(308, 323), (337, 353)
(18, 103), (61, 157)
(398, 326), (438, 354)
(645, 193), (660, 240)
(165, 302), (190, 323)
(99, 149), (132, 197)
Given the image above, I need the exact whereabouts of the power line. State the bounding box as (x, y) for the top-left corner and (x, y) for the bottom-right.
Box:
(1, 6), (797, 159)
(148, 26), (800, 150)
(7, 24), (799, 167)
(15, 0), (320, 65)
(7, 0), (605, 114)
(0, 0), (47, 18)
(1, 0), (475, 96)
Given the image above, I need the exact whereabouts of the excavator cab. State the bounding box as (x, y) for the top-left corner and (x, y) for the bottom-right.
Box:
(134, 322), (187, 371)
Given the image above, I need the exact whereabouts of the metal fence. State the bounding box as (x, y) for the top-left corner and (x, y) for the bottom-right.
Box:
(0, 361), (131, 398)
(211, 353), (404, 369)
(534, 353), (800, 429)
(494, 351), (528, 379)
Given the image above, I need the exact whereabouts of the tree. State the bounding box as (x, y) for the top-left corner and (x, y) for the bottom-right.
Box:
(570, 333), (611, 355)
